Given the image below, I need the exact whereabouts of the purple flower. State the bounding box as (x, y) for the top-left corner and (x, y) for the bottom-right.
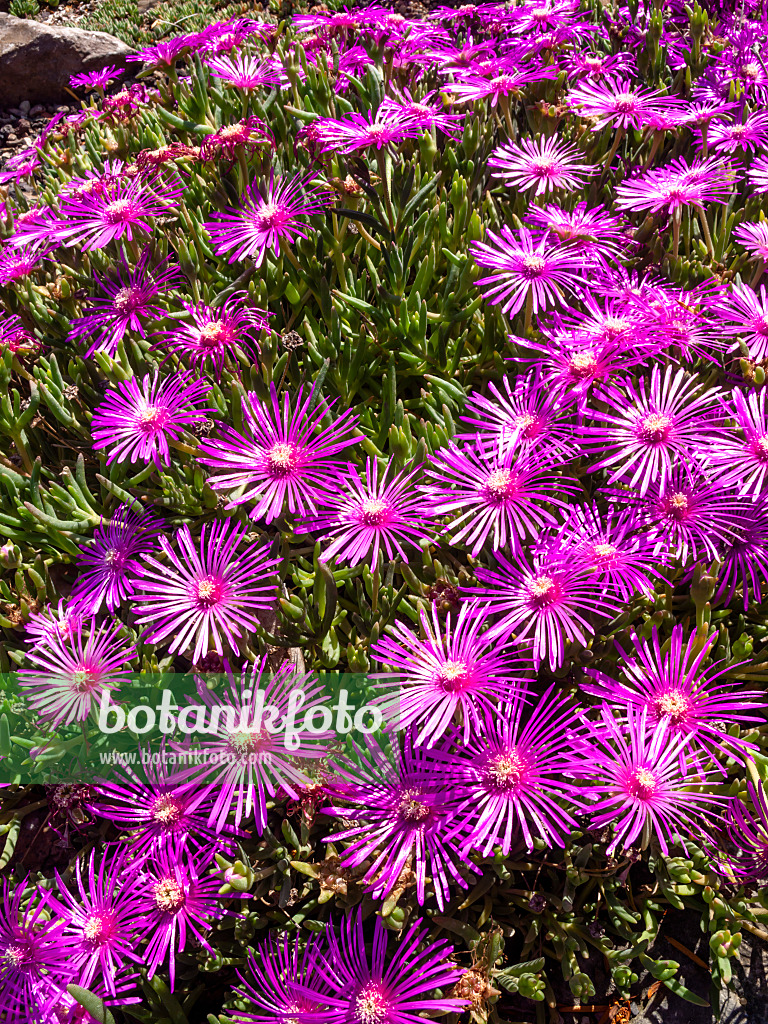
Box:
(446, 686), (586, 854)
(580, 366), (722, 495)
(379, 89), (466, 137)
(132, 519), (278, 663)
(126, 37), (194, 69)
(567, 77), (684, 130)
(200, 117), (274, 162)
(198, 381), (359, 522)
(372, 601), (530, 747)
(465, 549), (622, 670)
(69, 504), (161, 615)
(578, 708), (724, 855)
(520, 332), (642, 405)
(69, 249), (182, 358)
(711, 283), (768, 362)
(0, 311), (37, 356)
(0, 242), (49, 284)
(25, 600), (83, 649)
(527, 201), (629, 268)
(306, 457), (433, 567)
(459, 370), (576, 458)
(70, 66), (122, 90)
(314, 108), (424, 153)
(749, 155), (768, 194)
(204, 52), (283, 89)
(715, 497), (768, 610)
(51, 847), (142, 996)
(615, 157), (734, 214)
(544, 506), (661, 600)
(322, 734), (475, 909)
(204, 172), (333, 266)
(0, 878), (72, 1023)
(619, 466), (743, 565)
(470, 225), (586, 319)
(159, 294), (270, 378)
(423, 438), (579, 555)
(583, 626), (765, 773)
(92, 758), (237, 857)
(56, 174), (183, 252)
(0, 147), (42, 186)
(133, 847), (237, 990)
(489, 135), (593, 196)
(20, 618), (135, 728)
(734, 220), (768, 264)
(449, 65), (558, 107)
(91, 371), (214, 468)
(185, 659), (331, 831)
(233, 934), (333, 1023)
(707, 110), (768, 153)
(317, 913), (467, 1024)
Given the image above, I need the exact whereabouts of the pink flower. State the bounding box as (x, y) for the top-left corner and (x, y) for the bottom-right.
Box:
(489, 135), (594, 195)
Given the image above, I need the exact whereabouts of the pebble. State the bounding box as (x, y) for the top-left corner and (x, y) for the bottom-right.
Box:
(19, 101), (30, 115)
(29, 106), (44, 117)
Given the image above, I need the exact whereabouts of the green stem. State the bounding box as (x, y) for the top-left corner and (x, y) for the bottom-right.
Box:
(524, 288), (534, 336)
(603, 125), (625, 168)
(672, 207), (681, 260)
(376, 149), (396, 233)
(698, 205), (714, 258)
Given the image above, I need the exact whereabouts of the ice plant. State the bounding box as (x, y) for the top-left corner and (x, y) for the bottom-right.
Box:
(469, 224), (586, 326)
(132, 519), (279, 663)
(371, 601), (530, 746)
(489, 135), (594, 195)
(69, 504), (162, 615)
(423, 438), (579, 555)
(69, 249), (182, 358)
(580, 366), (722, 495)
(711, 283), (768, 363)
(306, 457), (433, 567)
(186, 659), (332, 831)
(583, 626), (765, 772)
(715, 498), (768, 610)
(567, 78), (683, 131)
(233, 934), (334, 1023)
(578, 708), (724, 855)
(446, 686), (586, 854)
(314, 108), (424, 153)
(322, 734), (475, 909)
(204, 172), (334, 265)
(204, 52), (283, 89)
(90, 370), (214, 468)
(158, 294), (271, 377)
(722, 780), (768, 881)
(19, 618), (135, 728)
(318, 913), (468, 1023)
(198, 381), (360, 522)
(466, 548), (621, 669)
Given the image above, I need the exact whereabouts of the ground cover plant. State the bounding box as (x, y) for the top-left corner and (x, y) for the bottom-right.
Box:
(3, 0), (768, 1021)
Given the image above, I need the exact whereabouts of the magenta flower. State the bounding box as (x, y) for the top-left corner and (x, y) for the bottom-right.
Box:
(379, 89), (466, 137)
(749, 155), (768, 194)
(20, 618), (135, 728)
(447, 686), (586, 854)
(322, 734), (475, 909)
(489, 135), (593, 196)
(51, 847), (142, 996)
(466, 549), (622, 669)
(622, 466), (743, 565)
(449, 65), (558, 107)
(470, 225), (586, 319)
(527, 201), (628, 268)
(711, 283), (768, 362)
(0, 311), (37, 356)
(204, 52), (283, 89)
(734, 220), (768, 264)
(204, 172), (334, 266)
(372, 601), (530, 746)
(25, 600), (82, 649)
(69, 249), (182, 358)
(0, 147), (42, 186)
(615, 157), (734, 214)
(0, 879), (72, 1023)
(707, 110), (768, 153)
(459, 370), (576, 458)
(520, 332), (642, 405)
(715, 498), (768, 610)
(306, 457), (433, 567)
(185, 659), (332, 832)
(0, 242), (49, 285)
(56, 174), (183, 252)
(91, 371), (214, 468)
(200, 117), (274, 162)
(567, 77), (683, 130)
(578, 708), (725, 855)
(198, 381), (359, 522)
(581, 366), (723, 495)
(318, 913), (467, 1024)
(133, 847), (238, 990)
(314, 108), (423, 153)
(92, 758), (235, 857)
(69, 504), (161, 615)
(158, 294), (271, 378)
(546, 506), (661, 600)
(70, 65), (122, 90)
(132, 518), (278, 663)
(584, 625), (765, 774)
(233, 934), (333, 1023)
(423, 438), (579, 555)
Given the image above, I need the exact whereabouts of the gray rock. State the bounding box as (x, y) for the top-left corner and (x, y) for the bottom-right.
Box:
(0, 13), (131, 108)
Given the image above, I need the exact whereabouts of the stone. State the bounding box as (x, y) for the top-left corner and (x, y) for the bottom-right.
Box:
(0, 14), (131, 108)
